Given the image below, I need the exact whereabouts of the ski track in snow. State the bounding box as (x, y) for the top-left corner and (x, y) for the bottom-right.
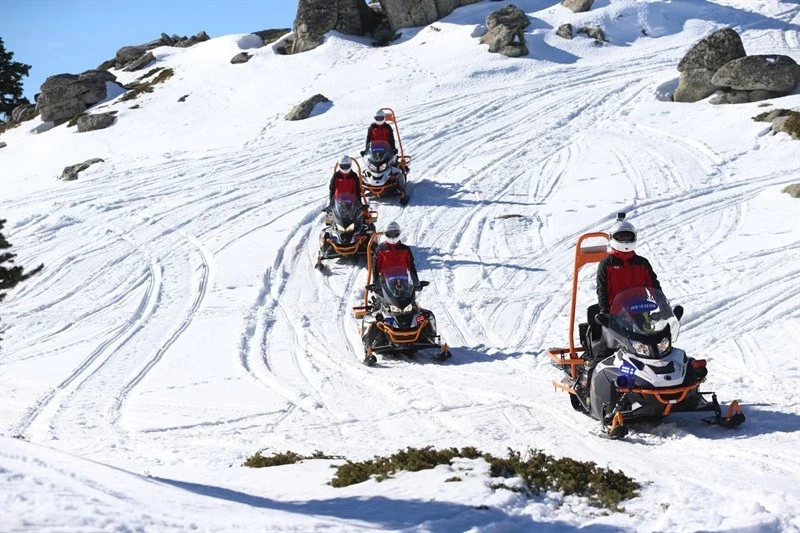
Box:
(1, 0), (799, 530)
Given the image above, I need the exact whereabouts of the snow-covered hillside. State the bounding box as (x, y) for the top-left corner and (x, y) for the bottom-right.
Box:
(1, 0), (799, 531)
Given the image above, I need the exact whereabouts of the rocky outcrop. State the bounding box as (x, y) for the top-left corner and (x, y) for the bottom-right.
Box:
(562, 0), (593, 13)
(36, 71), (120, 125)
(674, 28), (746, 103)
(480, 5), (530, 57)
(107, 31), (210, 69)
(285, 94), (330, 120)
(76, 112), (117, 133)
(60, 158), (104, 181)
(711, 55), (800, 93)
(673, 28), (799, 104)
(231, 52), (252, 64)
(11, 103), (37, 123)
(292, 0), (375, 54)
(251, 28), (291, 45)
(556, 23), (573, 40)
(123, 52), (156, 72)
(783, 184), (800, 198)
(380, 0), (481, 31)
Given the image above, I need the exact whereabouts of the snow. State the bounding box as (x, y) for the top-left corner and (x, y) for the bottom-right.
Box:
(1, 0), (799, 531)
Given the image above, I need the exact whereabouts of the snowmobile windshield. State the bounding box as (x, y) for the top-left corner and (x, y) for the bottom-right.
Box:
(367, 141), (392, 164)
(332, 192), (360, 229)
(609, 287), (680, 342)
(380, 266), (414, 300)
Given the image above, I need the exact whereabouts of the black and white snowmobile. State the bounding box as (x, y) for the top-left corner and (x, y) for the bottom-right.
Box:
(549, 232), (745, 439)
(361, 140), (409, 205)
(316, 191), (376, 271)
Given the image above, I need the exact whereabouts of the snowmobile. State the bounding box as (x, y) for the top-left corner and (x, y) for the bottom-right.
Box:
(548, 231), (745, 439)
(316, 159), (378, 271)
(352, 234), (451, 366)
(361, 107), (412, 206)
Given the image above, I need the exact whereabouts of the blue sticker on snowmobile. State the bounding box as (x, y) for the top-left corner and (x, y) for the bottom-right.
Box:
(627, 300), (658, 312)
(621, 361), (637, 376)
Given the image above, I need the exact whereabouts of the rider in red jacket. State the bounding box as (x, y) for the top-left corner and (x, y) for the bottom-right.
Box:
(371, 221), (419, 289)
(328, 155), (364, 209)
(364, 110), (397, 157)
(596, 216), (661, 314)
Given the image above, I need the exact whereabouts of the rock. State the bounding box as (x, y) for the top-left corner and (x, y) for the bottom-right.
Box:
(115, 46), (147, 68)
(480, 5), (530, 57)
(556, 23), (573, 40)
(60, 158), (104, 181)
(782, 184), (800, 197)
(380, 0), (480, 32)
(76, 112), (116, 132)
(577, 26), (605, 42)
(709, 90), (751, 105)
(753, 108), (790, 123)
(11, 103), (37, 123)
(124, 51), (156, 72)
(36, 71), (113, 124)
(292, 0), (375, 54)
(251, 28), (291, 45)
(748, 89), (787, 102)
(712, 55), (800, 93)
(178, 94), (189, 102)
(562, 0), (593, 13)
(0, 142), (6, 149)
(772, 112), (800, 139)
(174, 30), (211, 48)
(678, 28), (745, 73)
(231, 52), (252, 64)
(285, 94), (330, 120)
(673, 68), (717, 103)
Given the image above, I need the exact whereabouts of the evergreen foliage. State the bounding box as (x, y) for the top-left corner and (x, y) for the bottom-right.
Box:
(0, 219), (43, 303)
(0, 38), (31, 120)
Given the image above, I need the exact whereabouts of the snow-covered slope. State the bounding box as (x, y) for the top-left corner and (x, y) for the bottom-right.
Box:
(1, 0), (799, 531)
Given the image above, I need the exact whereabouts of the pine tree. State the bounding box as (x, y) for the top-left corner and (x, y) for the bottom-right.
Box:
(0, 219), (43, 303)
(0, 37), (32, 120)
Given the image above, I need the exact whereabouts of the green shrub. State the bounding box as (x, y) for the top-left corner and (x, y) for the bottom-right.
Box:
(243, 449), (340, 468)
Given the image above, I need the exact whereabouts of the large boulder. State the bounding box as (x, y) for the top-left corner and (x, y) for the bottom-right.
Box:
(36, 71), (117, 124)
(562, 0), (593, 13)
(123, 51), (156, 72)
(380, 0), (481, 31)
(115, 46), (147, 69)
(678, 28), (745, 73)
(673, 68), (717, 103)
(174, 31), (210, 48)
(556, 23), (573, 40)
(231, 52), (252, 64)
(292, 0), (375, 54)
(76, 112), (117, 133)
(711, 55), (800, 93)
(252, 28), (291, 45)
(480, 5), (530, 57)
(285, 94), (330, 120)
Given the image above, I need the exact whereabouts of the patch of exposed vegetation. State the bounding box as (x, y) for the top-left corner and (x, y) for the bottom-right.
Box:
(782, 184), (800, 198)
(783, 112), (800, 138)
(753, 108), (792, 122)
(244, 446), (639, 511)
(243, 449), (341, 468)
(138, 66), (166, 80)
(120, 68), (174, 102)
(67, 113), (87, 127)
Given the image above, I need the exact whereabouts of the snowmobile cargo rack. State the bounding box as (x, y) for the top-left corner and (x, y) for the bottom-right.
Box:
(548, 232), (610, 380)
(379, 107), (411, 171)
(353, 232), (384, 319)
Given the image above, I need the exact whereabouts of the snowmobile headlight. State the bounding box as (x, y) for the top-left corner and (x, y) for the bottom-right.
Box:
(631, 340), (650, 357)
(389, 304), (413, 314)
(345, 223), (354, 232)
(379, 163), (387, 171)
(336, 223), (346, 231)
(369, 163), (378, 172)
(657, 337), (671, 355)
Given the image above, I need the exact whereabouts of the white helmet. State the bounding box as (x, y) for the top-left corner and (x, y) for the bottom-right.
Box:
(338, 154), (352, 172)
(609, 215), (637, 253)
(373, 109), (386, 125)
(384, 221), (401, 244)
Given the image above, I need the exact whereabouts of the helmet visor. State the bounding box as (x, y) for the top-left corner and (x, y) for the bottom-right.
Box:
(374, 115), (385, 123)
(613, 230), (636, 243)
(339, 163), (351, 172)
(384, 229), (400, 239)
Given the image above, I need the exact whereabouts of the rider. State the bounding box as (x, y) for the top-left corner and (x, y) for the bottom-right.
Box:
(327, 155), (364, 211)
(363, 109), (397, 161)
(371, 221), (419, 294)
(596, 215), (661, 316)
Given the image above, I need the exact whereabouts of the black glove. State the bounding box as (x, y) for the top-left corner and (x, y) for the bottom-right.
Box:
(594, 312), (609, 326)
(360, 150), (366, 156)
